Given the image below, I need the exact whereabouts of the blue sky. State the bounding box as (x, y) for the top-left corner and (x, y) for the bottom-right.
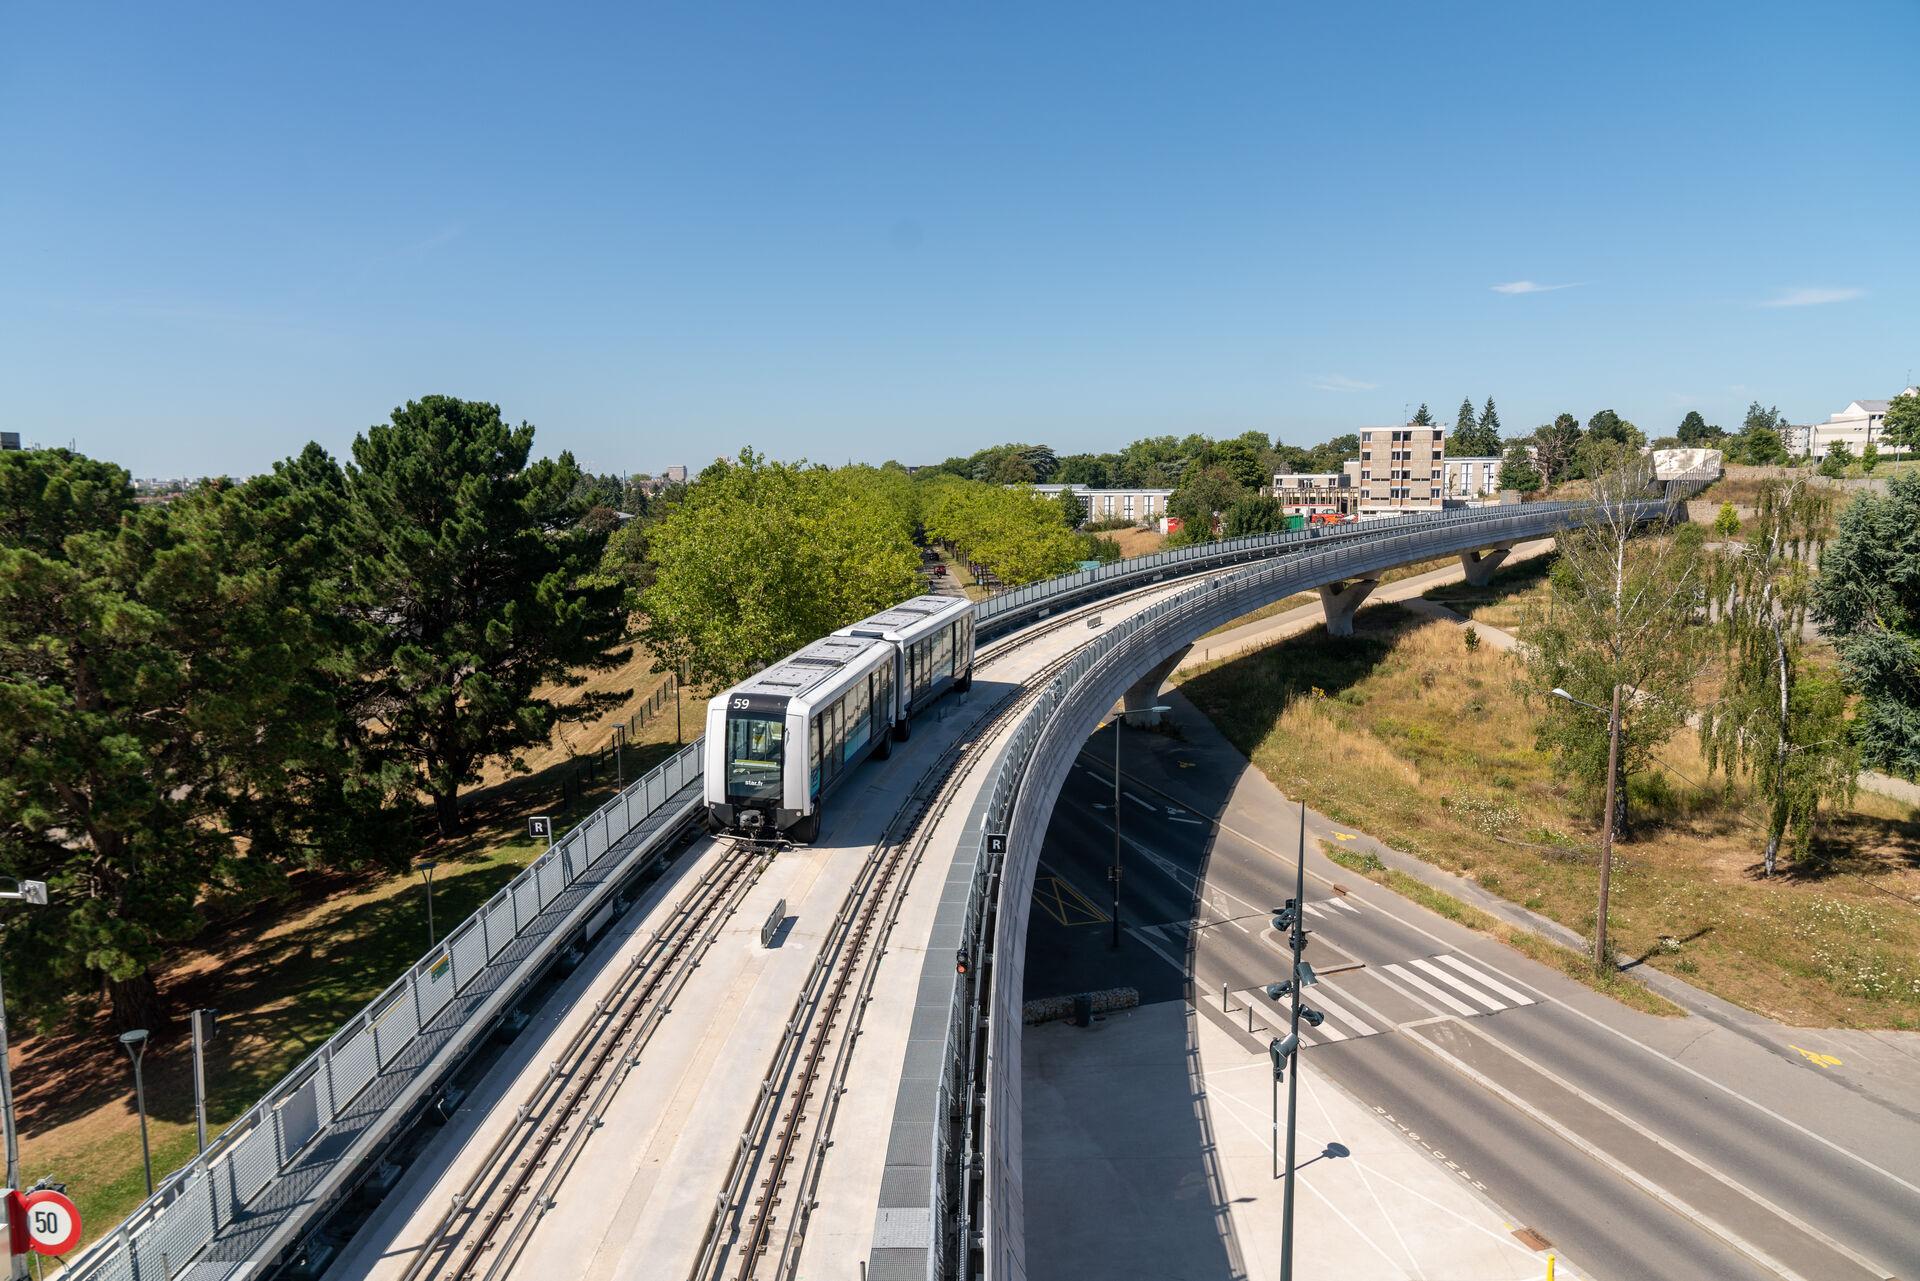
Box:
(3, 1), (1915, 477)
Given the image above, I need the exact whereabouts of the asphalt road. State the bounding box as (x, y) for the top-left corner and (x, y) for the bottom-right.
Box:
(1023, 713), (1920, 1281)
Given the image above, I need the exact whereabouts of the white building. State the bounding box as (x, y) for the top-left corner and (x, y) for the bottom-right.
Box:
(1800, 390), (1917, 458)
(1267, 470), (1357, 517)
(1029, 484), (1174, 527)
(1440, 456), (1502, 502)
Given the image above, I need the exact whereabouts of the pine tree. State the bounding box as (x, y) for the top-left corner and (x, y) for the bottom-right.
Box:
(1479, 397), (1502, 437)
(338, 397), (631, 836)
(1412, 402), (1435, 426)
(1456, 397), (1477, 437)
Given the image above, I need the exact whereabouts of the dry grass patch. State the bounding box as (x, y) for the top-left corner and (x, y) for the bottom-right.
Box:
(1176, 604), (1920, 1029)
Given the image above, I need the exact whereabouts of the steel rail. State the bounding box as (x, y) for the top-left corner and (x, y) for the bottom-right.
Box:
(394, 838), (766, 1281)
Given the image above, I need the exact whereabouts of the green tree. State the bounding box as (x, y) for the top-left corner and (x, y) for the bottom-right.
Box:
(1054, 484), (1089, 529)
(1411, 402), (1435, 426)
(646, 454), (919, 690)
(1166, 465), (1246, 543)
(1531, 414), (1582, 488)
(1818, 441), (1853, 478)
(1210, 435), (1268, 490)
(1522, 462), (1706, 833)
(1221, 495), (1292, 537)
(1703, 479), (1856, 874)
(1496, 440), (1541, 492)
(0, 451), (407, 1031)
(1055, 453), (1114, 487)
(1712, 502), (1742, 539)
(1450, 396), (1501, 456)
(1812, 472), (1920, 779)
(1585, 409), (1644, 450)
(1303, 434), (1361, 473)
(339, 397), (630, 836)
(1882, 391), (1920, 456)
(1860, 442), (1880, 472)
(1676, 411), (1719, 445)
(920, 476), (1083, 585)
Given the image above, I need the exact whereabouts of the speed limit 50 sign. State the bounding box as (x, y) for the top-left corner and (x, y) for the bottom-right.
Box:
(9, 1188), (82, 1256)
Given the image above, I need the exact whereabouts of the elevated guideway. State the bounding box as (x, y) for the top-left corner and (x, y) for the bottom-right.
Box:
(57, 487), (1704, 1281)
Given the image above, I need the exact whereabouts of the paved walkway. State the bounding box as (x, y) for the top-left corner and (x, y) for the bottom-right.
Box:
(1025, 1000), (1572, 1281)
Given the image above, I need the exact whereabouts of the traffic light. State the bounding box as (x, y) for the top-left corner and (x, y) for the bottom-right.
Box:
(1270, 898), (1297, 932)
(1269, 1033), (1299, 1080)
(955, 948), (971, 976)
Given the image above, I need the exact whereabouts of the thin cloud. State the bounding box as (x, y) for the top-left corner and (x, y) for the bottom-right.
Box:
(1491, 280), (1579, 295)
(1311, 375), (1378, 392)
(1758, 286), (1864, 308)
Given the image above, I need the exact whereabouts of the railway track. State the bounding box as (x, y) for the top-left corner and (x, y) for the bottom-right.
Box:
(394, 838), (769, 1281)
(686, 621), (1111, 1281)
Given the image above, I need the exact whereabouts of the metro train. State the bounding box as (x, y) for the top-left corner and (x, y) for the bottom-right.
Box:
(703, 593), (976, 842)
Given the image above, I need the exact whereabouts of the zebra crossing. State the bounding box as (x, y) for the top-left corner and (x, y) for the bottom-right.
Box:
(1239, 951), (1537, 1048)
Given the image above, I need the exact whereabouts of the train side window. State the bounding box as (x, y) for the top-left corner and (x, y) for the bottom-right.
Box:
(811, 716), (823, 796)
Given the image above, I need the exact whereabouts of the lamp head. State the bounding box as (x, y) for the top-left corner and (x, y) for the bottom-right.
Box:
(1551, 688), (1572, 701)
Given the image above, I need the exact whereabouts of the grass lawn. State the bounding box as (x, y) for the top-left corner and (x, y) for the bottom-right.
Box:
(18, 658), (701, 1260)
(1173, 603), (1920, 1031)
(1420, 552), (1555, 631)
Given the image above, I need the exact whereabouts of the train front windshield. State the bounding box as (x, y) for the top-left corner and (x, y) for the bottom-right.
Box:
(726, 713), (785, 801)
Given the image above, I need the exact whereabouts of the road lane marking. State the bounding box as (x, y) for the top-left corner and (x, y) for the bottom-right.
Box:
(1411, 958), (1509, 1011)
(1432, 953), (1535, 1007)
(1413, 1024), (1893, 1281)
(1089, 756), (1920, 1207)
(1383, 963), (1480, 1016)
(1123, 790), (1158, 811)
(1403, 1025), (1819, 1281)
(1116, 782), (1920, 1205)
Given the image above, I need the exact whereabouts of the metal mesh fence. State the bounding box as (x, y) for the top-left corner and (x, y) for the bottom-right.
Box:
(61, 740), (705, 1281)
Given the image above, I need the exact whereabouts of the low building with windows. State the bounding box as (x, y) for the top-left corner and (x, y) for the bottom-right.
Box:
(1799, 390), (1917, 458)
(1440, 455), (1502, 503)
(1028, 484), (1174, 527)
(1267, 470), (1358, 517)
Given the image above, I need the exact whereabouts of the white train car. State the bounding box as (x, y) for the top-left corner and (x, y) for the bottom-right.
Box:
(703, 594), (976, 843)
(833, 593), (975, 734)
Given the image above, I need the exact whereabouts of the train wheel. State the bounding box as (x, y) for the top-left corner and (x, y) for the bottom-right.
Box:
(788, 813), (820, 844)
(893, 717), (912, 742)
(873, 732), (892, 760)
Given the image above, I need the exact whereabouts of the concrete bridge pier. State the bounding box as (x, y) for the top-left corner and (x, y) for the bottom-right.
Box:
(1317, 578), (1379, 637)
(1458, 544), (1515, 587)
(1120, 647), (1190, 725)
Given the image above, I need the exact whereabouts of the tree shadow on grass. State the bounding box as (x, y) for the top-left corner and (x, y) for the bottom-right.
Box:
(1178, 603), (1421, 753)
(13, 740), (691, 1141)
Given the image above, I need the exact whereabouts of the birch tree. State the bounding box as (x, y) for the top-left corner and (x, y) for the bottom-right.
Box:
(1523, 460), (1707, 828)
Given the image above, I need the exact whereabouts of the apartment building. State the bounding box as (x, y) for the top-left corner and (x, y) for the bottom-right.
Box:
(1796, 389), (1917, 458)
(1356, 424), (1444, 515)
(1440, 455), (1502, 502)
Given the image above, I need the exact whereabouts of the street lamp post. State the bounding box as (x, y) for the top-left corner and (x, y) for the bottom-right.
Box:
(1110, 704), (1171, 950)
(0, 879), (48, 1281)
(1551, 685), (1624, 971)
(1279, 799), (1307, 1281)
(119, 1029), (153, 1196)
(419, 860), (439, 948)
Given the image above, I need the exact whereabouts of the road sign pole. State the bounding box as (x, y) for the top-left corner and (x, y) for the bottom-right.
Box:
(0, 962), (23, 1281)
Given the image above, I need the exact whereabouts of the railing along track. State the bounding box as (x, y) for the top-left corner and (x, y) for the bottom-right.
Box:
(396, 839), (768, 1281)
(688, 617), (1095, 1281)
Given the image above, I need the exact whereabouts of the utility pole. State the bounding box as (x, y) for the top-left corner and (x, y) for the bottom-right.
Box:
(1110, 717), (1122, 950)
(1280, 799), (1306, 1281)
(420, 860), (439, 948)
(1595, 682), (1624, 972)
